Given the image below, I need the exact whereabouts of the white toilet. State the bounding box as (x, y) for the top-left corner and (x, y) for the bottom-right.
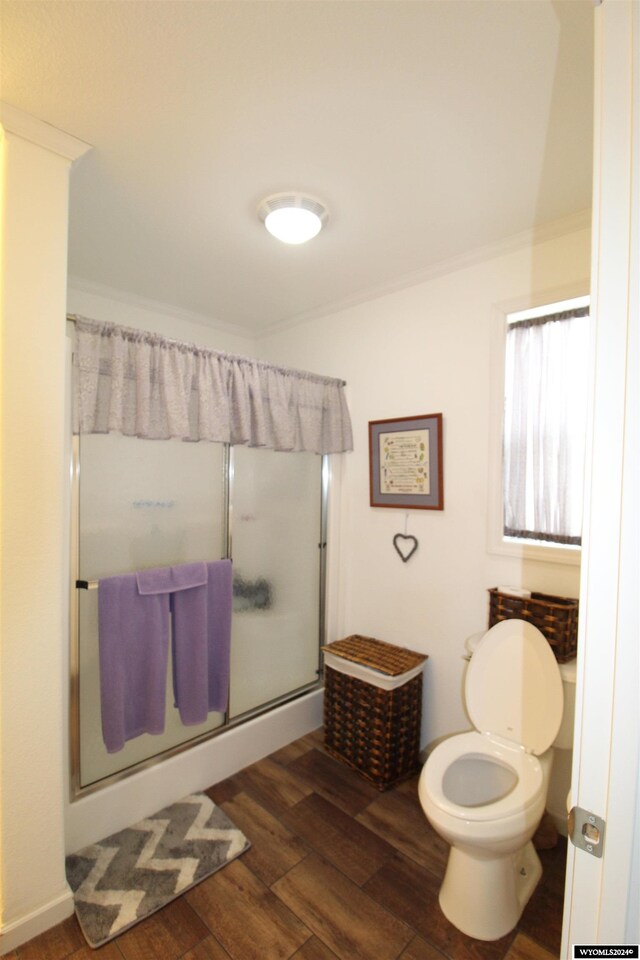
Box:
(418, 618), (564, 942)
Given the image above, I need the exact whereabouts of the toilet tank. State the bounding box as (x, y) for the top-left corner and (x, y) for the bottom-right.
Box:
(553, 658), (577, 749)
(547, 657), (577, 836)
(464, 631), (486, 658)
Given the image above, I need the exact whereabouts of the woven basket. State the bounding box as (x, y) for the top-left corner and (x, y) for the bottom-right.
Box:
(488, 588), (578, 663)
(322, 635), (427, 790)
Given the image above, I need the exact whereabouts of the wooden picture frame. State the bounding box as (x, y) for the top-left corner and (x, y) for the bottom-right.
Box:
(369, 413), (443, 510)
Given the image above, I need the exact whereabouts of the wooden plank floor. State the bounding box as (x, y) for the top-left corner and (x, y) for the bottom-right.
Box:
(12, 729), (566, 960)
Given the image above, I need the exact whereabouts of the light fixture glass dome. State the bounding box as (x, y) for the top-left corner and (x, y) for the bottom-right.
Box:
(258, 193), (328, 245)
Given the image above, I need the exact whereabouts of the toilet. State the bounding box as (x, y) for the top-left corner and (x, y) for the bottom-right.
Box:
(418, 619), (564, 942)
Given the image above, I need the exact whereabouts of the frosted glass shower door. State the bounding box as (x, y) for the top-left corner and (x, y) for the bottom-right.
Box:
(229, 447), (323, 717)
(76, 434), (226, 787)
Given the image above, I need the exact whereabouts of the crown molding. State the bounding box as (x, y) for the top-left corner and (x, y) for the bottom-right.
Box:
(67, 275), (256, 340)
(257, 208), (592, 339)
(0, 102), (91, 163)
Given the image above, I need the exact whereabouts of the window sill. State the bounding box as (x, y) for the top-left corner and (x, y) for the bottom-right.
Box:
(487, 534), (581, 566)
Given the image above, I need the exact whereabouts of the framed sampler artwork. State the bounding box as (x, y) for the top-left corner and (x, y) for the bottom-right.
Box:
(369, 413), (443, 510)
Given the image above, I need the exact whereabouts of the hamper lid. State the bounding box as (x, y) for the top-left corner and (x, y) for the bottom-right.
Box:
(321, 635), (427, 676)
(465, 619), (563, 755)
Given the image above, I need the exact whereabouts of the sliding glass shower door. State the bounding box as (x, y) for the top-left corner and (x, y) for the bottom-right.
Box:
(76, 434), (227, 787)
(74, 434), (325, 792)
(229, 447), (324, 717)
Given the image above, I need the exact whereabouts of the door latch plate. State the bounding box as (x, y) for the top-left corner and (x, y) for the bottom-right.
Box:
(568, 806), (606, 858)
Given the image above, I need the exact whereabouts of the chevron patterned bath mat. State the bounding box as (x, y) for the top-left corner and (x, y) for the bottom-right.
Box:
(65, 793), (251, 948)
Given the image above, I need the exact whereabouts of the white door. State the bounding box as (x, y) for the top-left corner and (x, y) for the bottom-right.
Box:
(561, 0), (640, 952)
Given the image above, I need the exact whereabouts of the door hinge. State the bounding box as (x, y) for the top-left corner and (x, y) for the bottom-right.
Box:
(568, 806), (606, 858)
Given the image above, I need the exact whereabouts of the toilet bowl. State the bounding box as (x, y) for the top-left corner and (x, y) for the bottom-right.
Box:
(418, 619), (563, 941)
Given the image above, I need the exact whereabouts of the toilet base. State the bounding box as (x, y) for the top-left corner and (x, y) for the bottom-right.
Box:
(438, 841), (542, 941)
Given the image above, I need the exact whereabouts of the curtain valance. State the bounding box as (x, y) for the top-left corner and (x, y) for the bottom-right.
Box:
(71, 317), (353, 454)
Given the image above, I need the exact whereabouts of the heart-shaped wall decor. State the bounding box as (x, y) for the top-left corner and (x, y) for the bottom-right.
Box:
(393, 533), (418, 563)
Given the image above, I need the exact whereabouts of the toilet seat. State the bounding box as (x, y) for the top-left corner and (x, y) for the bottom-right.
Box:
(466, 619), (563, 755)
(422, 620), (562, 824)
(423, 730), (545, 822)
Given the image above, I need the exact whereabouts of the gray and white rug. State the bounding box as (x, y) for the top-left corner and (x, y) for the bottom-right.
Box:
(65, 792), (250, 947)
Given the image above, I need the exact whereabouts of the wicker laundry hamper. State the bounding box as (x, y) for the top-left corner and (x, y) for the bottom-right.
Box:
(322, 635), (428, 790)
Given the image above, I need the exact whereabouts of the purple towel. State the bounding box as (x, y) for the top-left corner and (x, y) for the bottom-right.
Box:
(137, 562), (210, 725)
(98, 574), (170, 753)
(170, 560), (233, 723)
(136, 563), (208, 596)
(205, 559), (233, 713)
(137, 559), (232, 722)
(98, 561), (233, 750)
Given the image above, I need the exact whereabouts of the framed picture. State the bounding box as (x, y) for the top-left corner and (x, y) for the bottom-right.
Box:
(369, 413), (443, 510)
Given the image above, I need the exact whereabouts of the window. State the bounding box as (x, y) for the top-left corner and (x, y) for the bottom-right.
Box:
(502, 296), (590, 549)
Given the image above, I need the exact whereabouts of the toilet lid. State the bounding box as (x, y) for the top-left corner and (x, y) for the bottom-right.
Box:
(465, 619), (563, 755)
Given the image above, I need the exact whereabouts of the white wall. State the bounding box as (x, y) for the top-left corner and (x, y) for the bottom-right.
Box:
(0, 109), (90, 954)
(258, 224), (590, 747)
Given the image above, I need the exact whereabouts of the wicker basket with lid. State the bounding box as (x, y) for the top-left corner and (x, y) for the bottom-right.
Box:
(322, 635), (428, 790)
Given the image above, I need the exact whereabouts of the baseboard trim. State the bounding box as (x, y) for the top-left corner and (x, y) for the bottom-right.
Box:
(0, 887), (75, 956)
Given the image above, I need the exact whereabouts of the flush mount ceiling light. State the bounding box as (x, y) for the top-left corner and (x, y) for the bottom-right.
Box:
(258, 193), (328, 245)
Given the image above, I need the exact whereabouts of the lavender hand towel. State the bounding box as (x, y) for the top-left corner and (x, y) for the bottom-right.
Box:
(98, 574), (170, 753)
(169, 579), (209, 726)
(170, 560), (233, 723)
(137, 562), (210, 726)
(205, 559), (233, 713)
(136, 562), (208, 596)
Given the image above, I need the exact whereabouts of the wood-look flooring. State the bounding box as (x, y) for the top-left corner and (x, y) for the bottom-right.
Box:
(10, 729), (566, 960)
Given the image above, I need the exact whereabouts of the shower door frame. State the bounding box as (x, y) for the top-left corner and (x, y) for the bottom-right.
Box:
(69, 435), (329, 800)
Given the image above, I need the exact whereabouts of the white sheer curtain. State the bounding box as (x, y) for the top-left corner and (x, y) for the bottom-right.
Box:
(72, 317), (353, 455)
(503, 307), (589, 545)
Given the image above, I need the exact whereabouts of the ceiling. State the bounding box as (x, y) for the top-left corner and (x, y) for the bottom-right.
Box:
(1, 1), (594, 335)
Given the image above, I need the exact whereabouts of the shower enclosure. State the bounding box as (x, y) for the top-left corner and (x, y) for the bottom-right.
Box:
(71, 432), (327, 794)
